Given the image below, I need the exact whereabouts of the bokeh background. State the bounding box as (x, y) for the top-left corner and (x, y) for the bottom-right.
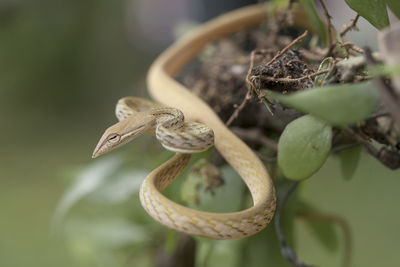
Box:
(1, 0), (399, 266)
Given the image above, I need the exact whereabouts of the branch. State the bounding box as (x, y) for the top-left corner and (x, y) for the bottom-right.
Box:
(364, 48), (400, 128)
(253, 69), (329, 84)
(226, 89), (252, 126)
(230, 127), (278, 151)
(344, 126), (400, 170)
(318, 0), (334, 55)
(265, 30), (308, 67)
(340, 14), (360, 37)
(275, 182), (314, 267)
(226, 31), (308, 126)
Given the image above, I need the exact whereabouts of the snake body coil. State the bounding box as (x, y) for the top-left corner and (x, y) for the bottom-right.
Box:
(94, 4), (278, 239)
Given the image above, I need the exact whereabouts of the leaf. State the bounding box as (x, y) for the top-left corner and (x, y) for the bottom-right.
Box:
(65, 218), (150, 248)
(368, 64), (400, 77)
(314, 57), (333, 86)
(297, 201), (339, 252)
(266, 81), (379, 126)
(278, 115), (332, 181)
(196, 239), (243, 267)
(345, 0), (389, 29)
(52, 156), (124, 229)
(271, 0), (289, 8)
(387, 0), (400, 19)
(299, 0), (328, 46)
(338, 145), (362, 180)
(89, 169), (147, 204)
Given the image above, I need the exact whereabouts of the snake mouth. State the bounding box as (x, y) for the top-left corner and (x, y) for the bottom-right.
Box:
(92, 124), (148, 159)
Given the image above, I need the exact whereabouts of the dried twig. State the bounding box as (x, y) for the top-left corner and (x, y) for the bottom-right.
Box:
(275, 182), (314, 267)
(265, 30), (308, 67)
(227, 31), (308, 126)
(230, 127), (278, 151)
(226, 89), (252, 126)
(318, 0), (334, 54)
(341, 42), (364, 54)
(226, 49), (264, 126)
(344, 126), (400, 169)
(340, 14), (360, 37)
(365, 48), (400, 128)
(253, 69), (329, 84)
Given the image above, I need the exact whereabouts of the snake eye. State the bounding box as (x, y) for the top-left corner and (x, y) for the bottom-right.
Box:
(108, 133), (121, 143)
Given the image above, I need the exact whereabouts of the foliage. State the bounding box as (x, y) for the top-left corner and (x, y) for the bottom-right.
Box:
(345, 0), (400, 29)
(265, 82), (379, 126)
(277, 115), (332, 181)
(48, 1), (400, 267)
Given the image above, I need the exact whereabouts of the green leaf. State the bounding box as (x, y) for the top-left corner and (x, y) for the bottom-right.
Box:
(196, 239), (243, 267)
(278, 115), (332, 181)
(345, 0), (389, 29)
(65, 218), (150, 248)
(89, 169), (147, 204)
(338, 145), (362, 180)
(387, 0), (400, 19)
(271, 0), (289, 8)
(299, 0), (328, 46)
(266, 81), (379, 126)
(314, 57), (333, 86)
(297, 201), (339, 252)
(368, 64), (400, 77)
(52, 156), (124, 228)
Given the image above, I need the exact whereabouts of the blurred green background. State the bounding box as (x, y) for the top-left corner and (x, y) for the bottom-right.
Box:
(1, 1), (399, 267)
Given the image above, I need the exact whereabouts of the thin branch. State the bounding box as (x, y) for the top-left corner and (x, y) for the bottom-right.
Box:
(257, 153), (277, 163)
(297, 212), (352, 267)
(340, 14), (360, 37)
(341, 42), (364, 54)
(318, 0), (334, 54)
(230, 127), (278, 151)
(344, 126), (400, 169)
(226, 31), (308, 126)
(275, 182), (314, 267)
(253, 69), (329, 84)
(226, 89), (252, 126)
(226, 49), (264, 126)
(364, 48), (400, 128)
(265, 30), (308, 67)
(331, 142), (360, 153)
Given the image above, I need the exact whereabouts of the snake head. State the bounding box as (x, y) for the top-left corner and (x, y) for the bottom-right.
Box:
(92, 115), (152, 158)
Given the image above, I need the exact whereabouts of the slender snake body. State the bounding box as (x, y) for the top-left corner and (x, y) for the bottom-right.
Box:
(93, 4), (282, 239)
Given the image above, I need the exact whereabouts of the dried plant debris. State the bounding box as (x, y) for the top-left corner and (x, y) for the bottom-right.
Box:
(178, 8), (399, 169)
(180, 27), (315, 130)
(250, 49), (315, 93)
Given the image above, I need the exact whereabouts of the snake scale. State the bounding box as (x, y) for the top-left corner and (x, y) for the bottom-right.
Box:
(93, 4), (278, 239)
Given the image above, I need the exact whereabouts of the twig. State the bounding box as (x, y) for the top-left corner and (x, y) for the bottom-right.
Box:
(275, 182), (314, 267)
(364, 48), (400, 128)
(257, 153), (277, 163)
(226, 49), (265, 126)
(265, 30), (308, 67)
(341, 42), (364, 54)
(253, 69), (329, 84)
(343, 127), (377, 156)
(230, 127), (278, 151)
(344, 126), (400, 169)
(226, 89), (252, 126)
(297, 212), (352, 267)
(318, 0), (334, 54)
(331, 142), (360, 153)
(226, 31), (308, 126)
(340, 14), (360, 37)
